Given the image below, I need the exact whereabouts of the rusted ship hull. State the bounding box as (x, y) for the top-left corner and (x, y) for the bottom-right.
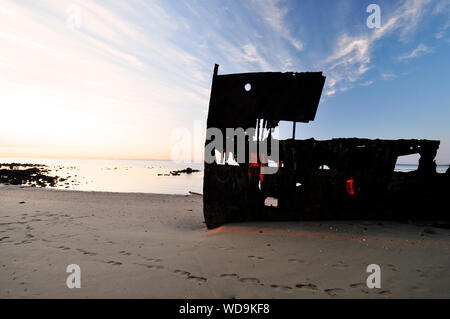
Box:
(204, 138), (449, 228)
(203, 65), (449, 229)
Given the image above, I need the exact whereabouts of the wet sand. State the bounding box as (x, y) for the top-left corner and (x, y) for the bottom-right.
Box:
(1, 186), (449, 298)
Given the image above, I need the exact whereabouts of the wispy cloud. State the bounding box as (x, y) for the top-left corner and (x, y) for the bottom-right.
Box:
(0, 0), (212, 159)
(0, 0), (308, 158)
(322, 0), (433, 96)
(432, 0), (450, 15)
(435, 19), (450, 39)
(241, 43), (273, 70)
(0, 0), (448, 159)
(361, 80), (374, 86)
(250, 0), (304, 51)
(381, 72), (396, 81)
(396, 43), (433, 61)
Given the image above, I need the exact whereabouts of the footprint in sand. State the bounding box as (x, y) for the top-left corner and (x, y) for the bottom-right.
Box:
(106, 261), (122, 266)
(324, 288), (345, 297)
(386, 264), (398, 272)
(239, 277), (261, 285)
(248, 255), (264, 260)
(349, 284), (371, 294)
(15, 239), (33, 245)
(349, 282), (366, 288)
(288, 258), (308, 264)
(187, 275), (207, 283)
(174, 269), (191, 277)
(77, 249), (96, 256)
(149, 265), (164, 269)
(220, 273), (239, 279)
(174, 270), (207, 283)
(134, 263), (164, 270)
(0, 236), (10, 242)
(119, 251), (132, 256)
(378, 290), (392, 295)
(57, 246), (71, 250)
(270, 284), (293, 292)
(219, 274), (263, 286)
(331, 261), (350, 270)
(146, 258), (163, 262)
(359, 289), (370, 294)
(296, 283), (318, 291)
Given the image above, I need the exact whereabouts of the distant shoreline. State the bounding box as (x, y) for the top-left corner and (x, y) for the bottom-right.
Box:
(0, 160), (204, 195)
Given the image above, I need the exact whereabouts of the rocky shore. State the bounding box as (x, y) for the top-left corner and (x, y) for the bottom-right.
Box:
(0, 163), (64, 188)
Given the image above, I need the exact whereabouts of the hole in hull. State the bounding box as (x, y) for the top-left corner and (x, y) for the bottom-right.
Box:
(264, 197), (278, 207)
(395, 154), (419, 172)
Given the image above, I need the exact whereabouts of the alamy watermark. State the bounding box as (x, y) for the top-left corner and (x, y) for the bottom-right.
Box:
(366, 4), (381, 29)
(366, 264), (381, 288)
(66, 4), (82, 30)
(66, 264), (81, 288)
(171, 121), (280, 175)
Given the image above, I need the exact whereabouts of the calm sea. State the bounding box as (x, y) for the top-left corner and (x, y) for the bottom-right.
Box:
(0, 158), (448, 195)
(0, 158), (203, 195)
(395, 164), (449, 173)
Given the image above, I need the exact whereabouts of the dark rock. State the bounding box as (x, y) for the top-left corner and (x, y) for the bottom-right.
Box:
(169, 167), (200, 176)
(0, 164), (61, 188)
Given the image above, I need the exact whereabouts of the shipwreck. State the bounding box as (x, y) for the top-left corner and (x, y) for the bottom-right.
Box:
(203, 64), (449, 229)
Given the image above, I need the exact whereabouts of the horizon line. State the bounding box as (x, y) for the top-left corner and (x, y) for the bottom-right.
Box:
(0, 156), (448, 166)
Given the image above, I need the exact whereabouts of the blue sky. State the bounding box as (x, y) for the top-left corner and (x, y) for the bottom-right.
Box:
(0, 0), (449, 163)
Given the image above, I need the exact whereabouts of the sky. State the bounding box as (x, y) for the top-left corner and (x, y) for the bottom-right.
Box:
(0, 0), (449, 163)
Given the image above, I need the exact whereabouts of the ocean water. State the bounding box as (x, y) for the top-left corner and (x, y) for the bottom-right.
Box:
(0, 158), (448, 195)
(395, 164), (449, 173)
(0, 158), (203, 195)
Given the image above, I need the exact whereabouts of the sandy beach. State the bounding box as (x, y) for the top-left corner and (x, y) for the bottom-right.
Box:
(1, 186), (449, 298)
